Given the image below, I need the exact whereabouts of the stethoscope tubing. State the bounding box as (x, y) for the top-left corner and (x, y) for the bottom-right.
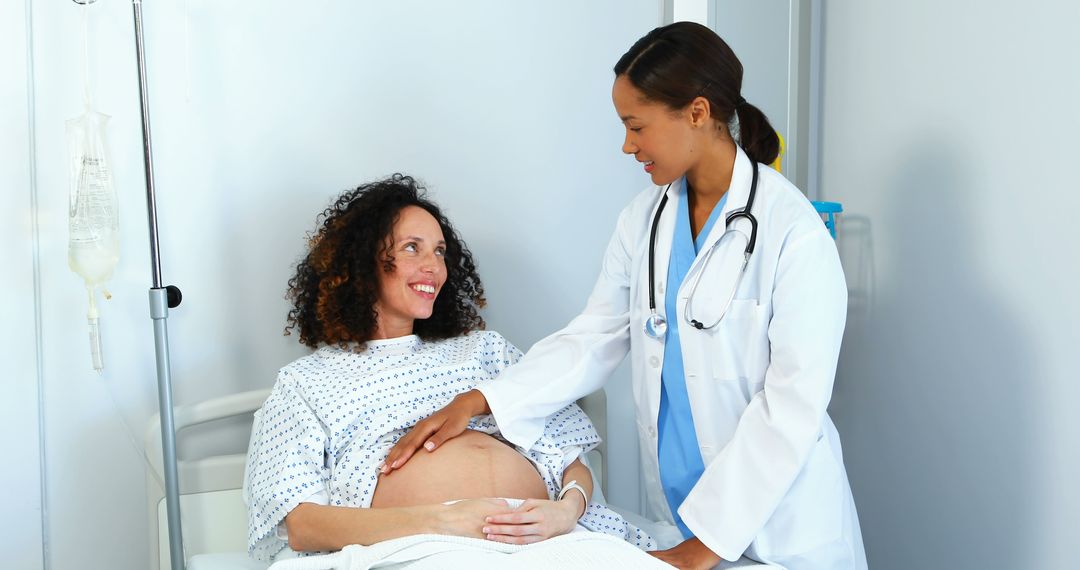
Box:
(647, 192), (670, 318)
(646, 162), (760, 335)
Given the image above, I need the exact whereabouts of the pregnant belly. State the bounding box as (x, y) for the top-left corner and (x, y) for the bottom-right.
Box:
(370, 430), (549, 508)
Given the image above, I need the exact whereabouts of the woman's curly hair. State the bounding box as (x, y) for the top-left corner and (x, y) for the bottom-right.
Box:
(285, 174), (485, 348)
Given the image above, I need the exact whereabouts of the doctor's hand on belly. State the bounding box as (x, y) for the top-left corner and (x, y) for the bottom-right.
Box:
(382, 389), (489, 474)
(373, 429), (548, 506)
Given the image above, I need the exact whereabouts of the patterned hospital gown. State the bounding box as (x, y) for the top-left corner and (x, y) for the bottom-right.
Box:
(245, 330), (655, 561)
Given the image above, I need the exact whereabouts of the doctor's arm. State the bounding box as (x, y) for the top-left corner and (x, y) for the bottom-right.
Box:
(678, 229), (849, 562)
(384, 204), (639, 469)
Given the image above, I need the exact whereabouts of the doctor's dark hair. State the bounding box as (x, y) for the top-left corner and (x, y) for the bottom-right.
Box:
(285, 174), (486, 348)
(614, 21), (780, 166)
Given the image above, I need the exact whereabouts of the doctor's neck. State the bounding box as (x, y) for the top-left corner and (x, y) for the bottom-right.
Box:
(684, 135), (738, 203)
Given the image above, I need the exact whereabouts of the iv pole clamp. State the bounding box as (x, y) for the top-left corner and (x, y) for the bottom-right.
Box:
(74, 0), (188, 568)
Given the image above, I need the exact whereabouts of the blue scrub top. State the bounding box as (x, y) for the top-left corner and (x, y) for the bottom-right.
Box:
(657, 180), (728, 539)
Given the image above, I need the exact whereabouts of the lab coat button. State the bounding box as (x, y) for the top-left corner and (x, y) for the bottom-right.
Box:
(648, 426), (657, 438)
(649, 356), (660, 368)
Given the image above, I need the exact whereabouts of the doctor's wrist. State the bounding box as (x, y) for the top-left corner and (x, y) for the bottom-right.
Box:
(455, 389), (490, 417)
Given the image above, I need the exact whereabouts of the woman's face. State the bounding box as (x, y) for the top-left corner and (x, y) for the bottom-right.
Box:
(374, 205), (448, 337)
(612, 75), (699, 186)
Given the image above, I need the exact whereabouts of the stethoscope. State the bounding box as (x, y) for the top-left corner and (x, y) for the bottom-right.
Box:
(644, 161), (759, 339)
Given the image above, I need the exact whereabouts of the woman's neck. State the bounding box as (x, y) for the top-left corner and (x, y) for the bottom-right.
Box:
(685, 136), (737, 202)
(371, 317), (414, 340)
(685, 136), (737, 238)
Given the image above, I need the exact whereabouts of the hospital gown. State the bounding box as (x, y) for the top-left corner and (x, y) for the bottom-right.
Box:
(245, 330), (655, 561)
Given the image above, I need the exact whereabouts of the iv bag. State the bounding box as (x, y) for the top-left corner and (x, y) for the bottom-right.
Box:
(67, 110), (119, 372)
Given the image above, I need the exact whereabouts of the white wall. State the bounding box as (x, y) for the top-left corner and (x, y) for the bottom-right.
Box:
(29, 2), (1078, 568)
(12, 1), (664, 568)
(820, 1), (1080, 568)
(1, 0), (44, 568)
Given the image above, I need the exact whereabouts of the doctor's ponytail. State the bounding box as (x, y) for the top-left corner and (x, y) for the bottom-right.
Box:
(614, 21), (780, 166)
(733, 98), (780, 167)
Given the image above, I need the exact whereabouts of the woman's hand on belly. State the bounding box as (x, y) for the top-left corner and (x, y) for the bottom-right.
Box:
(431, 499), (514, 539)
(371, 430), (548, 508)
(480, 498), (582, 545)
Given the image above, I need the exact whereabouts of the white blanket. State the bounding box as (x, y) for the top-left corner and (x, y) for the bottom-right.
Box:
(267, 532), (674, 570)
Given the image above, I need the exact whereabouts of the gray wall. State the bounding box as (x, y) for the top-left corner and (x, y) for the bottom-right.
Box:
(820, 1), (1080, 568)
(711, 0), (801, 183)
(3, 1), (663, 568)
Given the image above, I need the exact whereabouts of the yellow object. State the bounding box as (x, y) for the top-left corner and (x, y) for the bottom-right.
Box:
(771, 131), (786, 172)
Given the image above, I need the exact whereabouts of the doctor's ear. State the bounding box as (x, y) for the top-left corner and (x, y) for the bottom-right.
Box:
(687, 96), (712, 127)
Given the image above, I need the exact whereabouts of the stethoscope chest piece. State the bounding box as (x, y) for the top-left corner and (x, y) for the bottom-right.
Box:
(644, 312), (668, 339)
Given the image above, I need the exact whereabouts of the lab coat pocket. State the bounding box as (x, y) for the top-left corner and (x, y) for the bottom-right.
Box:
(711, 299), (770, 383)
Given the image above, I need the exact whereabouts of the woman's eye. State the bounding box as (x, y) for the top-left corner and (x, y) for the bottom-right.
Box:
(630, 127), (643, 133)
(403, 243), (417, 253)
(435, 247), (446, 257)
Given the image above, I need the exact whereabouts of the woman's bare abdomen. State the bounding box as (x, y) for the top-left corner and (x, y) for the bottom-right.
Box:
(370, 430), (548, 508)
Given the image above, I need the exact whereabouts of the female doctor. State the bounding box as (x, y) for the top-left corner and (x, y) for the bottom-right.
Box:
(384, 22), (866, 570)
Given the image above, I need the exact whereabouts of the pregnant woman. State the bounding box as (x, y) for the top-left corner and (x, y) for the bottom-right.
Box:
(244, 174), (650, 562)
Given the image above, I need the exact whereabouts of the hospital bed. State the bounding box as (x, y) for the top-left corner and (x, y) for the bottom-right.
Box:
(145, 389), (610, 570)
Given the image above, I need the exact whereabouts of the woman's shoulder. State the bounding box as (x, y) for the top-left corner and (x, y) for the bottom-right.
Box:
(276, 346), (357, 385)
(424, 330), (516, 353)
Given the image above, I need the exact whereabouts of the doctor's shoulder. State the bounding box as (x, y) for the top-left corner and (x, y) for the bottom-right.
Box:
(610, 184), (669, 242)
(626, 183), (667, 220)
(756, 164), (835, 243)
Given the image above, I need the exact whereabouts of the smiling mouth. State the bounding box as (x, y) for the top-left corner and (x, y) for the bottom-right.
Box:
(411, 284), (436, 294)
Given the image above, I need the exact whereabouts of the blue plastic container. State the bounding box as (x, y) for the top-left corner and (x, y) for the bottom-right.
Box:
(810, 201), (843, 239)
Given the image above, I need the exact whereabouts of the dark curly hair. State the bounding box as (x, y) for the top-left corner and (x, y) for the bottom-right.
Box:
(285, 174), (486, 348)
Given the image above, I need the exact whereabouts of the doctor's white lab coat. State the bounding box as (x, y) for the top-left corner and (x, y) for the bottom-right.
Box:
(480, 146), (867, 569)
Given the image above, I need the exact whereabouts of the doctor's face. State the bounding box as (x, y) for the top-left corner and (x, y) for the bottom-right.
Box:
(374, 206), (448, 338)
(612, 75), (697, 186)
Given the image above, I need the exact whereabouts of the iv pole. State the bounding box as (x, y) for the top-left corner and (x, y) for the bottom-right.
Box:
(74, 1), (187, 568)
